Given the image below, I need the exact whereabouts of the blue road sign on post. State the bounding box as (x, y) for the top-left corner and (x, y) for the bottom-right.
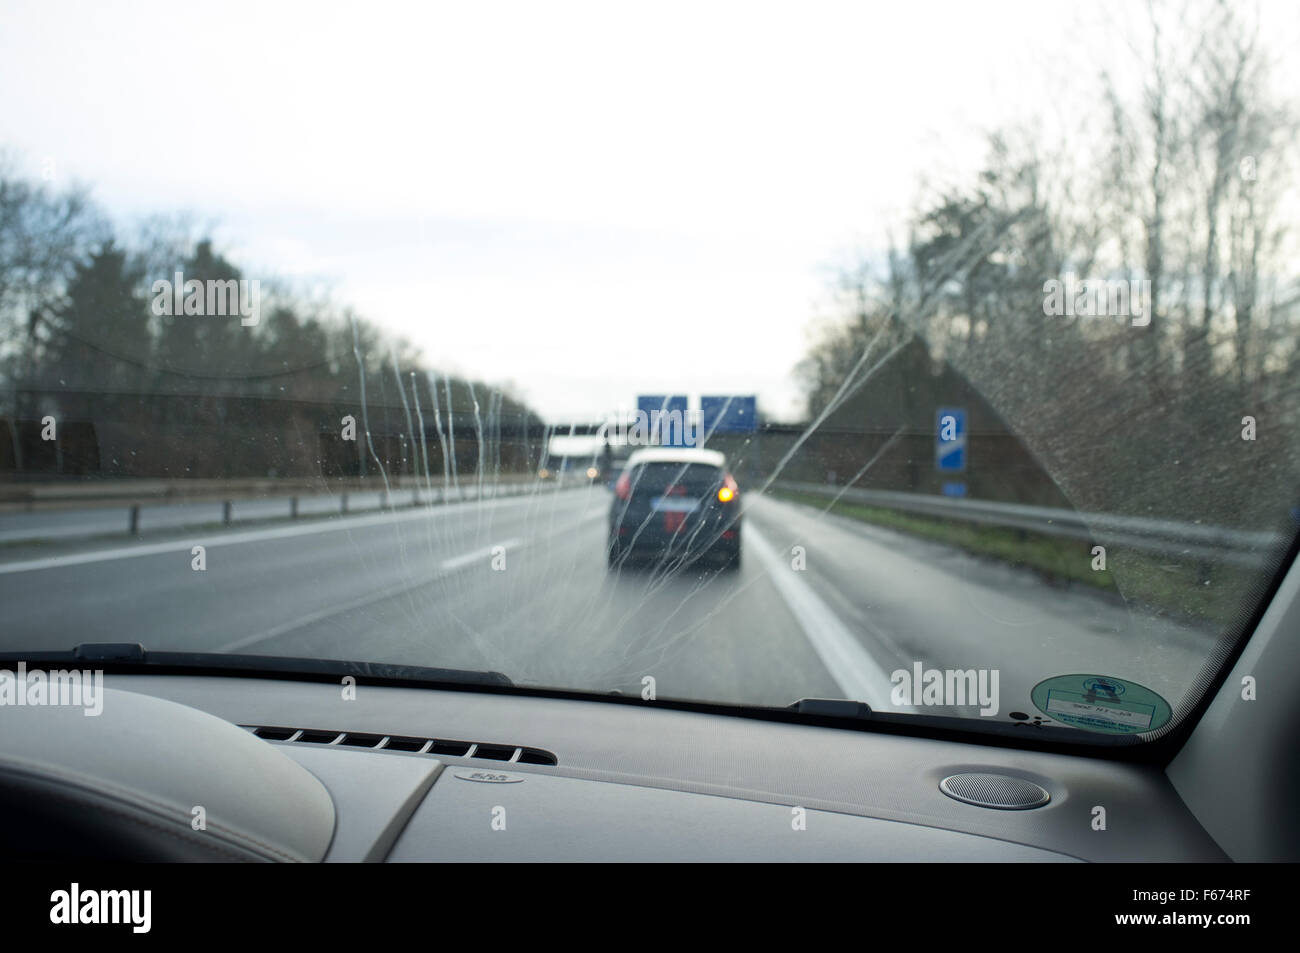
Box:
(700, 396), (757, 437)
(637, 395), (690, 446)
(936, 407), (966, 473)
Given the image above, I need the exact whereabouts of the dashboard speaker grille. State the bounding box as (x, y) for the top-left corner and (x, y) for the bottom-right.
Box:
(939, 773), (1050, 810)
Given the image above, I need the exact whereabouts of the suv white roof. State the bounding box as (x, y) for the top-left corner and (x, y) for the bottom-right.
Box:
(625, 447), (726, 469)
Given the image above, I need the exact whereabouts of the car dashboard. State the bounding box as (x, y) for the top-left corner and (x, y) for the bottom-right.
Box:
(0, 672), (1230, 863)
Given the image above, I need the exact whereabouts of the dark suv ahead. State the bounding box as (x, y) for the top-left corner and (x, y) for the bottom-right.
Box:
(608, 447), (741, 569)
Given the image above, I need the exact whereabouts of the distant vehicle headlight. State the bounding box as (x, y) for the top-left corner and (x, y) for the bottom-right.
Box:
(586, 467), (599, 479)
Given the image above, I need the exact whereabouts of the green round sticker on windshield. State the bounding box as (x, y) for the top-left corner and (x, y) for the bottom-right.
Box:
(1031, 675), (1172, 735)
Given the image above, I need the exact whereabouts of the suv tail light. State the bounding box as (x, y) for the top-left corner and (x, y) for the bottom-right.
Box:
(717, 473), (738, 503)
(615, 470), (631, 500)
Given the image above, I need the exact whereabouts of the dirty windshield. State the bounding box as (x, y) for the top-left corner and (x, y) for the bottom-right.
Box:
(2, 0), (1299, 743)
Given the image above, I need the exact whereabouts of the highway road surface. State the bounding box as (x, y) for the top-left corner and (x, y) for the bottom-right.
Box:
(0, 485), (1216, 721)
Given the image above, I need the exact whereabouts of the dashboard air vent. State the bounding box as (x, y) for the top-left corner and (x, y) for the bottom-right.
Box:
(244, 725), (557, 766)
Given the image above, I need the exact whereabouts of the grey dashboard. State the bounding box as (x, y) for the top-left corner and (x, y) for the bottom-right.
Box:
(13, 671), (1224, 862)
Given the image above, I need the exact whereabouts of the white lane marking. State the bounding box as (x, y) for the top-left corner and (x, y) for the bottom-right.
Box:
(216, 538), (527, 653)
(0, 491), (576, 576)
(745, 522), (895, 709)
(748, 495), (917, 663)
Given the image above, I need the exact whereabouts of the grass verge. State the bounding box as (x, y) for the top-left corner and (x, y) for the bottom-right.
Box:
(769, 488), (1252, 629)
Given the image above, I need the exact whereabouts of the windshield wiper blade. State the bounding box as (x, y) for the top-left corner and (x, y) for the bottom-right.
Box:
(74, 642), (146, 661)
(0, 643), (514, 688)
(787, 698), (873, 719)
(782, 696), (1100, 742)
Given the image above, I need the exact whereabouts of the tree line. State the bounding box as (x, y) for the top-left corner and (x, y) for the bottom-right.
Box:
(793, 0), (1300, 531)
(0, 171), (544, 480)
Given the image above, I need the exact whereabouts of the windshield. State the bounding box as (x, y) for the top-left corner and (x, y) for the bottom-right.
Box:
(2, 0), (1299, 745)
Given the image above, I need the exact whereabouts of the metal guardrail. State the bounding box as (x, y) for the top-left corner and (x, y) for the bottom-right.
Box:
(0, 473), (555, 509)
(0, 473), (595, 546)
(770, 481), (1286, 567)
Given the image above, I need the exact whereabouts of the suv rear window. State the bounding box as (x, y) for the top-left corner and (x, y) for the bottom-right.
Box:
(629, 463), (724, 497)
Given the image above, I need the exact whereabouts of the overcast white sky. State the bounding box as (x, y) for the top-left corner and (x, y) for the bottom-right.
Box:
(3, 0), (1295, 421)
